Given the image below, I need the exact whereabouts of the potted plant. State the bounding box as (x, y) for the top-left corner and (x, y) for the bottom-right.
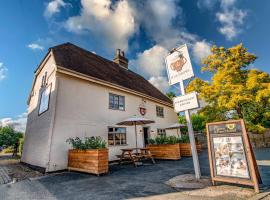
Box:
(147, 135), (181, 160)
(178, 135), (202, 157)
(66, 136), (108, 175)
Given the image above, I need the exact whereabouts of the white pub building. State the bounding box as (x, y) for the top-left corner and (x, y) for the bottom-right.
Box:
(22, 43), (178, 172)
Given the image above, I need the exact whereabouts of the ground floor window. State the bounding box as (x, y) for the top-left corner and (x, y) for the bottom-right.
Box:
(157, 128), (166, 136)
(108, 127), (127, 146)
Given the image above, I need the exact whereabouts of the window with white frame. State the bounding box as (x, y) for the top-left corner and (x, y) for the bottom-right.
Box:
(109, 93), (125, 110)
(38, 84), (51, 115)
(108, 127), (127, 146)
(157, 128), (166, 136)
(156, 106), (164, 117)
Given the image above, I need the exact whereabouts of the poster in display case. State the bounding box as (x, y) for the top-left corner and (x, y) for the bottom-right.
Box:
(206, 119), (261, 193)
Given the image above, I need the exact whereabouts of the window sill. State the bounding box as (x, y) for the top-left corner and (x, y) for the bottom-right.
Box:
(109, 108), (126, 111)
(108, 144), (129, 147)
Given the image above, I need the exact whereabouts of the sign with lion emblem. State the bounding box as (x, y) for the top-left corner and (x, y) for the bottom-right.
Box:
(165, 44), (194, 85)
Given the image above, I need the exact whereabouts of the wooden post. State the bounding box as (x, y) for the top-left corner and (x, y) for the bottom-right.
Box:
(179, 81), (201, 179)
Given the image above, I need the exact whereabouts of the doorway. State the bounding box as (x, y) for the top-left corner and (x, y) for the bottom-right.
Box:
(143, 127), (149, 147)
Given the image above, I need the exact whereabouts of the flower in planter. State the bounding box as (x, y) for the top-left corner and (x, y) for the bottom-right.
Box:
(66, 136), (106, 150)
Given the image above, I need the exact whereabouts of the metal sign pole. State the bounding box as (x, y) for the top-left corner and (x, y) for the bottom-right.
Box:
(179, 80), (201, 179)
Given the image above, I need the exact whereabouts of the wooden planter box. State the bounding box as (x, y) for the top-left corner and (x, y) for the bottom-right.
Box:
(147, 144), (181, 160)
(68, 148), (108, 175)
(179, 143), (202, 157)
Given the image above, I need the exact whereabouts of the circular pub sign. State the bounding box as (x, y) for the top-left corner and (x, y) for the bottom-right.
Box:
(139, 102), (146, 116)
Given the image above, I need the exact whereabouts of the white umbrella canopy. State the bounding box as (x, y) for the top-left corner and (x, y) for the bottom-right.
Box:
(165, 123), (186, 137)
(165, 123), (186, 130)
(117, 116), (155, 152)
(117, 116), (155, 126)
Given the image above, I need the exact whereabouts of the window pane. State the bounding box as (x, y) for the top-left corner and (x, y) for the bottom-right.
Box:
(115, 133), (121, 145)
(118, 127), (126, 133)
(108, 127), (114, 132)
(109, 94), (114, 109)
(119, 96), (125, 110)
(114, 96), (119, 109)
(108, 133), (114, 145)
(156, 106), (164, 117)
(121, 133), (127, 144)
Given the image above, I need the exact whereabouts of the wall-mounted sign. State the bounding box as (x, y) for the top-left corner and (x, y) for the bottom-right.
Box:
(206, 119), (261, 193)
(139, 101), (146, 116)
(173, 92), (199, 112)
(38, 84), (51, 115)
(165, 44), (194, 85)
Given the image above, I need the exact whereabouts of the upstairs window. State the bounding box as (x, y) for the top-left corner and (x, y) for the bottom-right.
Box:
(156, 106), (164, 117)
(157, 128), (166, 136)
(109, 93), (125, 110)
(38, 84), (51, 115)
(108, 127), (127, 146)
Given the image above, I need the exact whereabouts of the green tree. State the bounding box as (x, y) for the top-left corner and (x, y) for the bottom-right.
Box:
(166, 91), (176, 100)
(0, 126), (23, 156)
(178, 114), (206, 133)
(187, 44), (270, 133)
(191, 114), (206, 132)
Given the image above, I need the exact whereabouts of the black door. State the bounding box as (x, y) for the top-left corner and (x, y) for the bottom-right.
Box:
(143, 127), (149, 146)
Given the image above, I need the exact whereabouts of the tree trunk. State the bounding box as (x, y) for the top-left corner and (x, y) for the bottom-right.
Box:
(236, 105), (243, 119)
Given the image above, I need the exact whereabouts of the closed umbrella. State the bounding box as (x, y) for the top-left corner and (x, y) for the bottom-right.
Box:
(117, 116), (155, 153)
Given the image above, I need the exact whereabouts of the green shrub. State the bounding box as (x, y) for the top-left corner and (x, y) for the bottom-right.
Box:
(148, 135), (178, 145)
(66, 136), (106, 150)
(178, 135), (190, 143)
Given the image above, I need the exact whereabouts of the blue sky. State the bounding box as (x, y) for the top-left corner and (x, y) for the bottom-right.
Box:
(0, 0), (270, 131)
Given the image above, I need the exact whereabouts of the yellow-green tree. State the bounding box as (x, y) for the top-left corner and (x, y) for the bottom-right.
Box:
(187, 44), (270, 133)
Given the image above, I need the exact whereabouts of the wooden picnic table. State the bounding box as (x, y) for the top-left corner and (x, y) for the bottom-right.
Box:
(118, 148), (155, 167)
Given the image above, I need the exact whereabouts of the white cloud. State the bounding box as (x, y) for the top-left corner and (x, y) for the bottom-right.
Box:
(132, 0), (199, 50)
(65, 0), (136, 51)
(197, 0), (247, 40)
(27, 43), (44, 50)
(216, 9), (247, 40)
(0, 63), (7, 81)
(148, 76), (169, 93)
(0, 112), (27, 133)
(131, 45), (168, 77)
(192, 41), (211, 63)
(44, 0), (67, 18)
(197, 0), (218, 10)
(220, 0), (237, 8)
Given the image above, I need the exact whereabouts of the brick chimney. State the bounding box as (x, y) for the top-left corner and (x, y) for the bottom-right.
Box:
(113, 49), (128, 69)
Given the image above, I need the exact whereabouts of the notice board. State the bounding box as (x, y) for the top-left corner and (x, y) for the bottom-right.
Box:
(206, 119), (261, 193)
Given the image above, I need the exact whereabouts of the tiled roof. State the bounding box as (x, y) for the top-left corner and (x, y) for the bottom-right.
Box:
(51, 43), (172, 104)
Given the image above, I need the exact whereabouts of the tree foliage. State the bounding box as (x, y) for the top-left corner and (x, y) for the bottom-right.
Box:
(178, 114), (206, 133)
(0, 126), (23, 148)
(186, 44), (270, 133)
(166, 91), (176, 100)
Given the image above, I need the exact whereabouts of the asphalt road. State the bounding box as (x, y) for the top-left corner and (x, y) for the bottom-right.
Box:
(0, 149), (269, 200)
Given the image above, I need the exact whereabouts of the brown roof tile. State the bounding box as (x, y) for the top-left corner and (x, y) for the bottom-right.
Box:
(51, 43), (172, 104)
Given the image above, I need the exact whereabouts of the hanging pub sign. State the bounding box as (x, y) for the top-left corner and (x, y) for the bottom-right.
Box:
(139, 101), (146, 116)
(165, 44), (194, 85)
(206, 119), (261, 193)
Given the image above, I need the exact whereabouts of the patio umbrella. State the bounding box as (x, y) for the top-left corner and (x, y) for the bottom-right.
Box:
(117, 116), (155, 153)
(165, 123), (186, 137)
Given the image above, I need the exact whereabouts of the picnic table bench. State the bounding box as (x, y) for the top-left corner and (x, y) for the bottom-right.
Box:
(118, 148), (155, 167)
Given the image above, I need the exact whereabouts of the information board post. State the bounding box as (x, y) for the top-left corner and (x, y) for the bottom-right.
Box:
(165, 44), (201, 180)
(179, 81), (201, 179)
